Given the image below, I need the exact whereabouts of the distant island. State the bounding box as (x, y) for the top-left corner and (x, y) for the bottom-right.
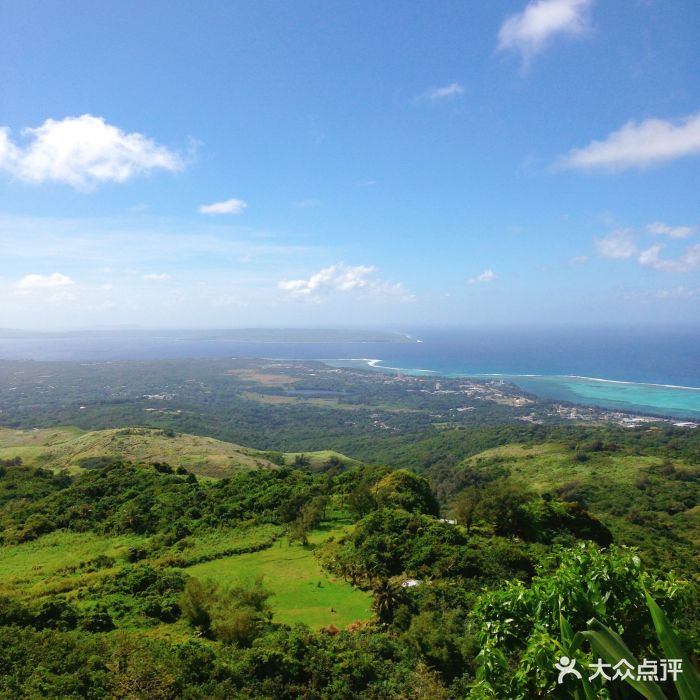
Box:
(0, 327), (414, 344)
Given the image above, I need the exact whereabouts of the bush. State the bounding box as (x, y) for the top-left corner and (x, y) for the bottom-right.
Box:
(372, 470), (440, 516)
(79, 605), (115, 632)
(180, 577), (272, 645)
(180, 578), (213, 633)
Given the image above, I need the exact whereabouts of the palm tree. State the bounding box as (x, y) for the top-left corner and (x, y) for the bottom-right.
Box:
(371, 578), (402, 624)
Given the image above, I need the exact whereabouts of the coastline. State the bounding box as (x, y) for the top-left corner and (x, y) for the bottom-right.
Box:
(322, 357), (700, 421)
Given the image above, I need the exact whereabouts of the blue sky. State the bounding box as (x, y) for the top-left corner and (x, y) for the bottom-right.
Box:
(1, 0), (699, 329)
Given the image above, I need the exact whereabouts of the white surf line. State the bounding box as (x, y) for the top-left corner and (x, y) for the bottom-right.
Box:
(379, 365), (435, 373)
(364, 358), (436, 373)
(318, 357), (437, 374)
(470, 373), (543, 378)
(468, 372), (700, 392)
(564, 375), (700, 392)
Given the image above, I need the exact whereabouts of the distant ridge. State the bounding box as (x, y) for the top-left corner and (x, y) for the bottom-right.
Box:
(0, 426), (358, 479)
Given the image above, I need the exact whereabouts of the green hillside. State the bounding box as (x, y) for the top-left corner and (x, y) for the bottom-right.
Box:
(444, 440), (700, 570)
(0, 426), (360, 478)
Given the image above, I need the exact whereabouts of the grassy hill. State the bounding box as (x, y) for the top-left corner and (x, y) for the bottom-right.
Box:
(457, 441), (662, 492)
(447, 440), (700, 570)
(455, 440), (685, 491)
(283, 449), (364, 470)
(0, 426), (280, 477)
(0, 426), (361, 478)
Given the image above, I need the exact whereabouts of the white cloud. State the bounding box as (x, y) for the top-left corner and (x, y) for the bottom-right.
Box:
(646, 221), (697, 239)
(15, 272), (75, 290)
(595, 230), (637, 259)
(13, 272), (76, 305)
(279, 264), (375, 296)
(278, 263), (413, 301)
(570, 255), (589, 265)
(199, 198), (248, 215)
(561, 111), (700, 171)
(417, 82), (465, 101)
(470, 269), (497, 284)
(498, 0), (593, 62)
(638, 243), (700, 273)
(468, 269), (496, 284)
(143, 273), (170, 281)
(0, 115), (183, 189)
(595, 223), (700, 273)
(0, 129), (14, 164)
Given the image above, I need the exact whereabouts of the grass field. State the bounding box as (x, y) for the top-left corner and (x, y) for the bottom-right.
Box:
(0, 518), (371, 629)
(185, 525), (371, 629)
(0, 530), (148, 600)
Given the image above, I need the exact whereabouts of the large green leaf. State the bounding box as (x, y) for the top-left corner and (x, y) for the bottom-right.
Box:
(579, 619), (667, 700)
(644, 591), (700, 700)
(559, 612), (596, 700)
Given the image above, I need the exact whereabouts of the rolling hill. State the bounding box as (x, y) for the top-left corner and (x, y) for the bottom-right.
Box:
(0, 426), (359, 478)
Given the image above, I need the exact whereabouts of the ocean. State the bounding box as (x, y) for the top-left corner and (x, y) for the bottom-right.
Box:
(1, 327), (699, 420)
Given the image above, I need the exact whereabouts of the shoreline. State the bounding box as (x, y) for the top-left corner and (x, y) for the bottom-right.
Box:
(326, 357), (700, 391)
(321, 357), (700, 420)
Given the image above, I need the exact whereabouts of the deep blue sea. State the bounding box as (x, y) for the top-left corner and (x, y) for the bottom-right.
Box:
(1, 327), (699, 419)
